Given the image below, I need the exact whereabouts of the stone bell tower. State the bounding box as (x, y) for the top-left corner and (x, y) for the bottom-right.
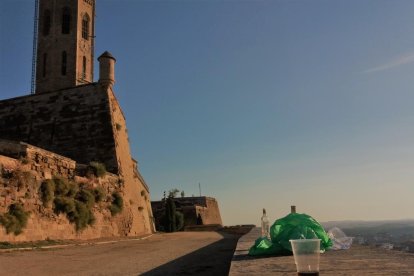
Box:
(35, 0), (95, 94)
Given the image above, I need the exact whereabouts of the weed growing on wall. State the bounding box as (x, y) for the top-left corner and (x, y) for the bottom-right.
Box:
(88, 162), (106, 178)
(72, 201), (95, 230)
(54, 196), (76, 215)
(7, 169), (35, 191)
(40, 179), (55, 207)
(76, 189), (95, 208)
(53, 176), (78, 197)
(39, 176), (98, 231)
(37, 175), (126, 230)
(109, 192), (123, 216)
(93, 187), (106, 202)
(19, 156), (29, 164)
(0, 203), (30, 235)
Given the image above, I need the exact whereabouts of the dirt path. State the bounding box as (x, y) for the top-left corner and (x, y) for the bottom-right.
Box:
(0, 231), (241, 276)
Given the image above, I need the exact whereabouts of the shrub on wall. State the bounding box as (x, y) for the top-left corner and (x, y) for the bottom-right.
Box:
(0, 203), (30, 235)
(93, 187), (106, 203)
(109, 192), (123, 216)
(53, 176), (78, 197)
(53, 192), (96, 231)
(88, 162), (107, 178)
(72, 201), (95, 230)
(38, 176), (100, 231)
(8, 169), (35, 191)
(76, 189), (95, 208)
(54, 196), (76, 215)
(53, 196), (95, 231)
(40, 179), (55, 207)
(19, 156), (29, 164)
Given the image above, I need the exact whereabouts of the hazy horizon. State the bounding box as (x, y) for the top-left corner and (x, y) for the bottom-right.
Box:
(1, 0), (414, 226)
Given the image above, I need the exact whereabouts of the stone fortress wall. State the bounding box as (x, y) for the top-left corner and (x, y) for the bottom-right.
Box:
(151, 196), (223, 229)
(105, 87), (154, 235)
(0, 139), (76, 180)
(0, 142), (128, 242)
(0, 0), (155, 241)
(196, 197), (223, 225)
(0, 82), (155, 240)
(0, 84), (118, 173)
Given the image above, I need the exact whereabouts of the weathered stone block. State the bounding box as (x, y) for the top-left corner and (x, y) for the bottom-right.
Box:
(43, 170), (52, 179)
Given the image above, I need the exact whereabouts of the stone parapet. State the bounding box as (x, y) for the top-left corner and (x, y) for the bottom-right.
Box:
(0, 139), (76, 179)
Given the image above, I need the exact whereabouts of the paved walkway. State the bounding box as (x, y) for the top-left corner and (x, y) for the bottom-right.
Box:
(0, 231), (240, 276)
(229, 228), (414, 275)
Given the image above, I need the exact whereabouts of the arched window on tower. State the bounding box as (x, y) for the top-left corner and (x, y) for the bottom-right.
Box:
(82, 14), (90, 40)
(82, 56), (87, 79)
(43, 9), (51, 36)
(61, 51), (67, 76)
(42, 53), (47, 77)
(62, 7), (71, 34)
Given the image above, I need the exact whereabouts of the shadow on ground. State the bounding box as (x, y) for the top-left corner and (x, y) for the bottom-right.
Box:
(141, 229), (251, 276)
(232, 251), (291, 262)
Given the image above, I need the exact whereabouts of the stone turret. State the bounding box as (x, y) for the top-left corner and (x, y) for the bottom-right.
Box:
(98, 51), (116, 89)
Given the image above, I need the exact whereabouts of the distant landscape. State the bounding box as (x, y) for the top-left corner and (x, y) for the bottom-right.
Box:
(322, 219), (414, 253)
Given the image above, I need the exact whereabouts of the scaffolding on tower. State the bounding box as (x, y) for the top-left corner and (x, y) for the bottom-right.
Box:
(31, 0), (39, 94)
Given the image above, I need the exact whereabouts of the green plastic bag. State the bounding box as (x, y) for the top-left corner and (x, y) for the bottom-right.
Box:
(248, 213), (332, 256)
(248, 237), (291, 256)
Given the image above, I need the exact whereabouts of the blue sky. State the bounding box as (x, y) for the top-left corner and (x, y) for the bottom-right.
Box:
(1, 0), (414, 225)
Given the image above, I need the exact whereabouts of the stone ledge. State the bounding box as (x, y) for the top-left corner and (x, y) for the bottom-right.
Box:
(229, 227), (414, 275)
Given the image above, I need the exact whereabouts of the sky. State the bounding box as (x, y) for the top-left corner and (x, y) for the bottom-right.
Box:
(1, 0), (414, 226)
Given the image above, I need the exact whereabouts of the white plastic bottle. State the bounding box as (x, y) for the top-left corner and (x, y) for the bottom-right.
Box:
(261, 208), (270, 238)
